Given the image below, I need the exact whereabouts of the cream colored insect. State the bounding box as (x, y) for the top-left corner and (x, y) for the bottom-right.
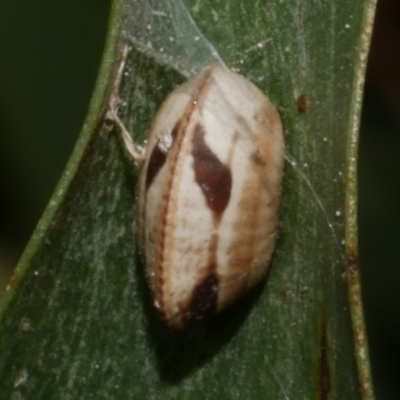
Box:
(109, 46), (284, 329)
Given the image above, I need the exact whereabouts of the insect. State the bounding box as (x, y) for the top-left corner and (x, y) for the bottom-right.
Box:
(109, 45), (285, 329)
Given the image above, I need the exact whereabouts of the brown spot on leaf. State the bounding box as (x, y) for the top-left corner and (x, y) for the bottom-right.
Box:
(297, 94), (309, 113)
(192, 124), (232, 217)
(347, 249), (360, 271)
(318, 324), (331, 399)
(280, 287), (289, 301)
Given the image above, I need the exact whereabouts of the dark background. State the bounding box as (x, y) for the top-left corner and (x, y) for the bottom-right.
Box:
(359, 0), (400, 397)
(0, 0), (398, 398)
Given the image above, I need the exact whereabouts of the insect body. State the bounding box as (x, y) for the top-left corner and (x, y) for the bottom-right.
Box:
(110, 52), (284, 329)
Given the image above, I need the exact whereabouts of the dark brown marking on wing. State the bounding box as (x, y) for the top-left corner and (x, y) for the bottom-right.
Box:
(170, 119), (180, 141)
(185, 272), (219, 321)
(192, 123), (232, 218)
(145, 145), (167, 190)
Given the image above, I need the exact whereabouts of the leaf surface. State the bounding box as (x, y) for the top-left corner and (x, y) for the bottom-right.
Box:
(0, 0), (376, 398)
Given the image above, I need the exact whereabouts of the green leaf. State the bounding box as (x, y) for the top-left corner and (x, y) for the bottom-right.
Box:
(0, 0), (376, 398)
